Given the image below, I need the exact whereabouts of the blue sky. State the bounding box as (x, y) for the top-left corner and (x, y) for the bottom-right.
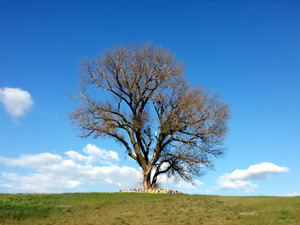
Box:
(0, 0), (299, 196)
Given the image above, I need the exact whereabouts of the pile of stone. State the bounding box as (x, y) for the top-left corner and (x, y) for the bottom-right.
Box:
(118, 188), (182, 194)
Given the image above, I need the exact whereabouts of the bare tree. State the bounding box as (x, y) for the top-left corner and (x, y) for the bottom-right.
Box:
(70, 43), (230, 189)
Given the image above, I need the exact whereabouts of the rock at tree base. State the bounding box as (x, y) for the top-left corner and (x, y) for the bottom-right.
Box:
(118, 188), (182, 194)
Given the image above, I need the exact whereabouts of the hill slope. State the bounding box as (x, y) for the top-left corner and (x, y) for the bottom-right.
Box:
(0, 193), (299, 224)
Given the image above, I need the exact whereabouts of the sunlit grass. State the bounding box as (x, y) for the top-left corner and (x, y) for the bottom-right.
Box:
(0, 193), (299, 224)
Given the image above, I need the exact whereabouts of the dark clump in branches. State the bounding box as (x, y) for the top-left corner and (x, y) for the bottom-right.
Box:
(70, 43), (230, 189)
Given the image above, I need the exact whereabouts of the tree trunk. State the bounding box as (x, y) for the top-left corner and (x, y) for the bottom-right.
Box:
(143, 171), (152, 189)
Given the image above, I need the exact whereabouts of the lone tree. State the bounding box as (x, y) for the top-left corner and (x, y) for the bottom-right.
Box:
(70, 43), (230, 189)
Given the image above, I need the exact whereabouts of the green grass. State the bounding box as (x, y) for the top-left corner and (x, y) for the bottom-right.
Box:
(0, 193), (299, 224)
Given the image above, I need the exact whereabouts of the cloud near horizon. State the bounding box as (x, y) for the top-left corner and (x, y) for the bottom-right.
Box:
(0, 144), (140, 193)
(0, 144), (203, 193)
(282, 192), (300, 197)
(0, 87), (33, 118)
(217, 162), (289, 192)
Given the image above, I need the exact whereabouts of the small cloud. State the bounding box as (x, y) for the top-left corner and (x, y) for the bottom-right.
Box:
(65, 151), (87, 163)
(0, 87), (33, 118)
(83, 144), (119, 162)
(217, 162), (289, 193)
(65, 144), (119, 165)
(230, 162), (289, 181)
(218, 174), (258, 192)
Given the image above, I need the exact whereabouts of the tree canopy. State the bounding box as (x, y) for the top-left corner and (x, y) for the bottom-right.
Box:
(70, 43), (230, 189)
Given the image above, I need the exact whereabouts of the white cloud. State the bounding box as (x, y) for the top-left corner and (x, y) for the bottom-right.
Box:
(65, 144), (119, 165)
(0, 144), (205, 193)
(229, 162), (289, 181)
(217, 162), (289, 192)
(218, 174), (258, 192)
(83, 144), (119, 162)
(1, 172), (81, 192)
(0, 87), (33, 117)
(0, 153), (63, 168)
(0, 144), (140, 193)
(65, 151), (87, 163)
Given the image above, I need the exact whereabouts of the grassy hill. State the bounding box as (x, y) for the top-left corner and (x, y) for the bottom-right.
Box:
(0, 192), (299, 224)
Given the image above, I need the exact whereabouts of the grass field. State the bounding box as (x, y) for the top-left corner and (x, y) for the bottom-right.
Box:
(0, 192), (299, 224)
